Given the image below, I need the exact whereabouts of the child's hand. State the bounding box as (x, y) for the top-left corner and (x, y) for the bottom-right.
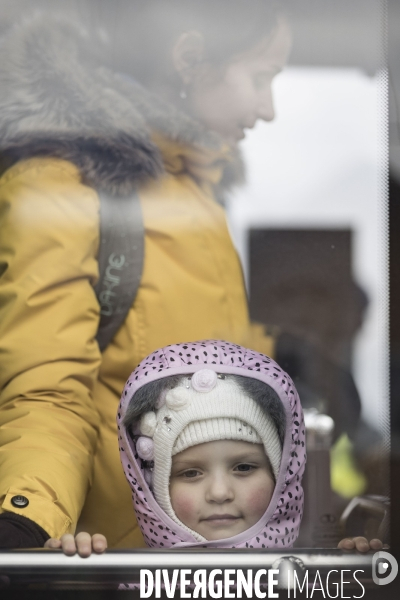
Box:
(338, 537), (383, 553)
(44, 532), (107, 557)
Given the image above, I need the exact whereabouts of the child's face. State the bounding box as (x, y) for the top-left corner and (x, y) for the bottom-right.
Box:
(170, 439), (275, 540)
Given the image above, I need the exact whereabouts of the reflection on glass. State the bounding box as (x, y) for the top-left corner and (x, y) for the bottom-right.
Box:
(0, 0), (389, 570)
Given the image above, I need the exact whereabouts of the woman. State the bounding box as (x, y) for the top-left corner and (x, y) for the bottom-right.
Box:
(0, 0), (291, 548)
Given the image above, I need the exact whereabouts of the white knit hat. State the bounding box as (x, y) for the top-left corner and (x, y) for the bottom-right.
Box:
(173, 416), (263, 455)
(136, 370), (282, 540)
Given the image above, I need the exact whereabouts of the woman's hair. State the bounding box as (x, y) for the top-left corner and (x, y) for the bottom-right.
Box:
(101, 0), (281, 86)
(123, 373), (286, 447)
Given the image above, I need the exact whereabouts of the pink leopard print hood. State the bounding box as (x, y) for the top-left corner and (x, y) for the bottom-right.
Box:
(117, 340), (306, 549)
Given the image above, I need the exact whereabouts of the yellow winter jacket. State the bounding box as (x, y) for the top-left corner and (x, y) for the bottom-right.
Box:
(0, 147), (273, 548)
(0, 16), (276, 548)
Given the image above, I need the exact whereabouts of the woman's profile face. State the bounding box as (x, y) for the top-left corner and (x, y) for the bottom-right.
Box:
(188, 20), (292, 146)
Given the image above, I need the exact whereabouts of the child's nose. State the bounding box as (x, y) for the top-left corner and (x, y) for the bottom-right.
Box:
(206, 474), (234, 503)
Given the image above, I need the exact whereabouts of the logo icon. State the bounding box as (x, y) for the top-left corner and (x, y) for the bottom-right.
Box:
(372, 551), (398, 586)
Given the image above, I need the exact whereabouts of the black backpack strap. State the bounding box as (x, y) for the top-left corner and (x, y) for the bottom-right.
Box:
(94, 189), (144, 352)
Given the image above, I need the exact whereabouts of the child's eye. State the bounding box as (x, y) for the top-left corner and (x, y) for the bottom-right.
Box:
(235, 463), (255, 473)
(182, 469), (201, 478)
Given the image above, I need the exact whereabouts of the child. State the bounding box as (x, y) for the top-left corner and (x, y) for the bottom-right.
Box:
(116, 338), (304, 549)
(47, 340), (304, 553)
(46, 340), (382, 554)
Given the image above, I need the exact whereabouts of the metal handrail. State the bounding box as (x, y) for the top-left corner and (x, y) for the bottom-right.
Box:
(0, 549), (373, 590)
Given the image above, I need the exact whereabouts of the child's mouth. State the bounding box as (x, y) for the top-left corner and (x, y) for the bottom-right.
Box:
(202, 514), (240, 525)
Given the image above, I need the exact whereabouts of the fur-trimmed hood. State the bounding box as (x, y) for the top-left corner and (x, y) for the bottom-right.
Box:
(0, 14), (243, 197)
